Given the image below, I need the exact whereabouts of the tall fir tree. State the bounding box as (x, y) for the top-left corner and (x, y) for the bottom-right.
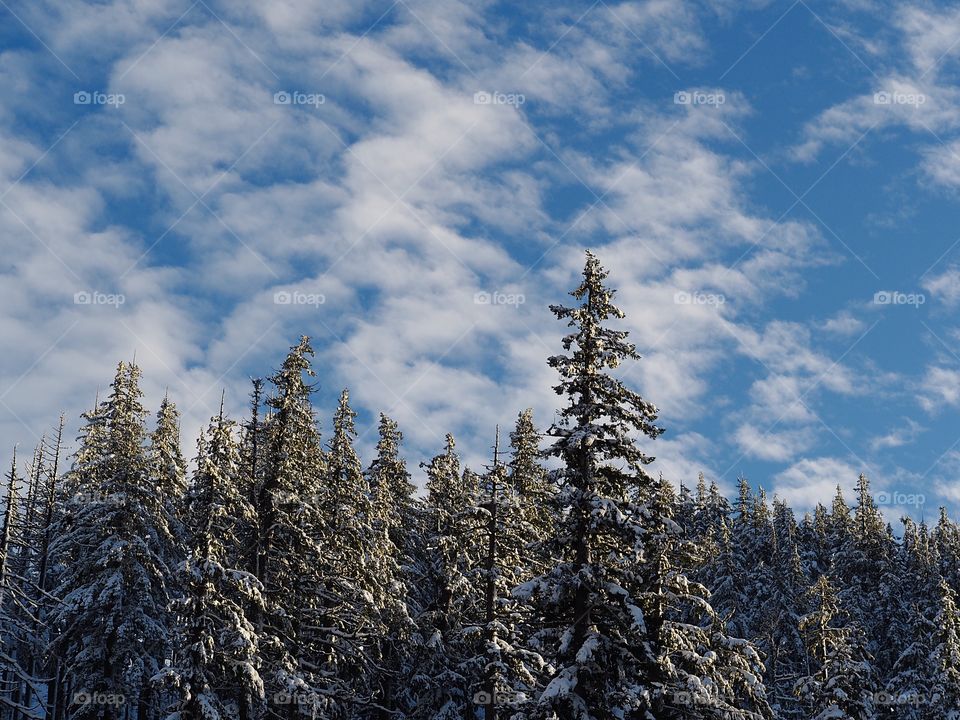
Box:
(321, 389), (412, 717)
(925, 579), (960, 718)
(50, 361), (173, 719)
(158, 408), (265, 720)
(254, 337), (334, 717)
(364, 413), (418, 718)
(411, 434), (482, 719)
(149, 394), (189, 566)
(507, 409), (554, 576)
(794, 575), (877, 720)
(368, 413), (418, 564)
(516, 252), (770, 719)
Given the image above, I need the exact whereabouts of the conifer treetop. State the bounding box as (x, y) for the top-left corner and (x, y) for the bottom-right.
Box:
(547, 250), (663, 479)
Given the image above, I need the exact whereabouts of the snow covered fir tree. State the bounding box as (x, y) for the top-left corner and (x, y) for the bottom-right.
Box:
(0, 251), (955, 719)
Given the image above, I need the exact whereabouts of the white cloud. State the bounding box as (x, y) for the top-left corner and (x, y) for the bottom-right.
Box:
(869, 417), (923, 451)
(734, 423), (816, 462)
(920, 140), (960, 189)
(791, 2), (960, 177)
(897, 4), (960, 76)
(923, 265), (960, 306)
(772, 456), (864, 512)
(919, 365), (960, 413)
(645, 431), (724, 494)
(931, 451), (960, 504)
(819, 311), (866, 336)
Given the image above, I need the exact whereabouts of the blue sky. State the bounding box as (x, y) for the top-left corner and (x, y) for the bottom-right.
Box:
(3, 0), (960, 520)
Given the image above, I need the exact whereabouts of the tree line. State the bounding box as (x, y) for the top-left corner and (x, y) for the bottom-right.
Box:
(0, 252), (956, 719)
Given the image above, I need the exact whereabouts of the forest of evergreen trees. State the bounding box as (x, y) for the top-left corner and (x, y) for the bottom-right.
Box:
(1, 251), (958, 720)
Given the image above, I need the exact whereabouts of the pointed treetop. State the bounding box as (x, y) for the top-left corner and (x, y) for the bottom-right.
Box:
(547, 251), (663, 477)
(375, 412), (402, 449)
(569, 250), (620, 313)
(278, 335), (316, 379)
(332, 389), (358, 437)
(833, 484), (849, 511)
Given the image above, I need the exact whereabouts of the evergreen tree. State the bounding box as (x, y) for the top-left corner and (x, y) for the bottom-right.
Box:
(925, 579), (960, 717)
(322, 389), (412, 716)
(410, 434), (481, 719)
(834, 476), (890, 654)
(466, 428), (551, 720)
(237, 378), (267, 579)
(364, 414), (418, 718)
(507, 409), (554, 576)
(881, 519), (933, 717)
(367, 413), (418, 563)
(150, 394), (189, 553)
(758, 498), (807, 718)
(50, 361), (173, 719)
(795, 575), (876, 720)
(254, 337), (333, 717)
(516, 252), (769, 719)
(157, 408), (265, 720)
(28, 418), (66, 720)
